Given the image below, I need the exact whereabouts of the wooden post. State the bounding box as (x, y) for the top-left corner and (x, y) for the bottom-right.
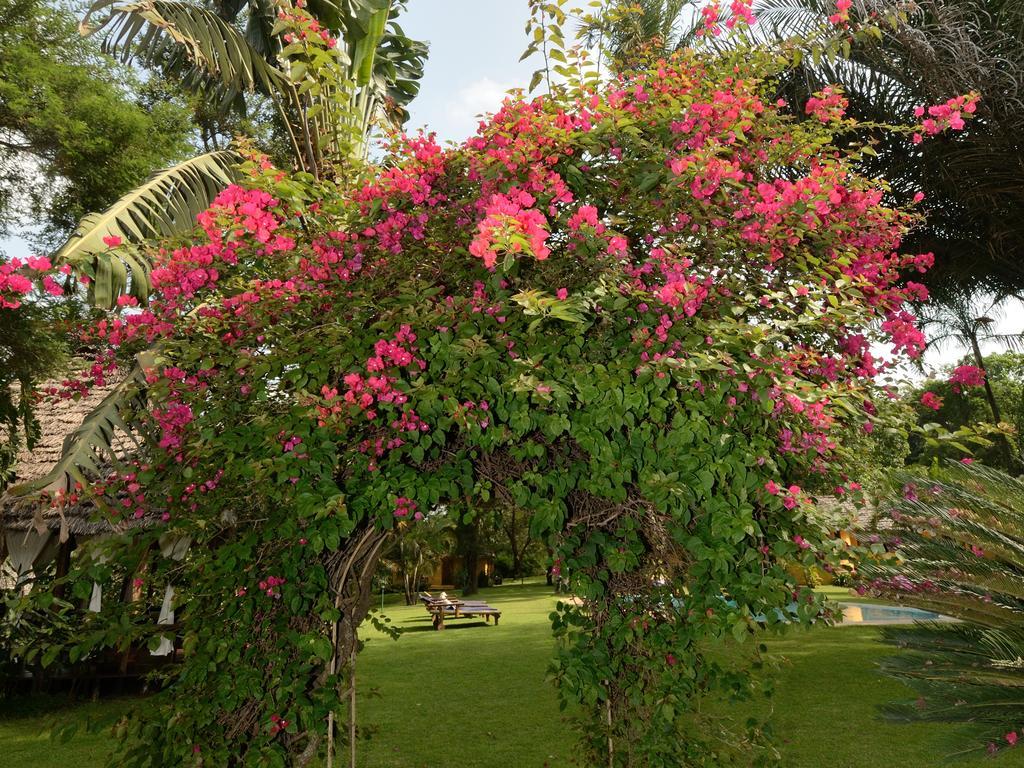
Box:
(349, 647), (357, 768)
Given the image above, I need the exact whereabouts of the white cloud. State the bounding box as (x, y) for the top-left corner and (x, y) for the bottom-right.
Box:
(450, 77), (516, 117)
(425, 77), (516, 143)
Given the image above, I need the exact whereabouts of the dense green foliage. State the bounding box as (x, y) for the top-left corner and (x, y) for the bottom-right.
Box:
(0, 302), (65, 488)
(910, 352), (1024, 470)
(0, 0), (197, 486)
(0, 0), (192, 252)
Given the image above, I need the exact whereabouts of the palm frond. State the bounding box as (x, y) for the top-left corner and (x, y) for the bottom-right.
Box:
(53, 150), (238, 309)
(211, 0), (280, 62)
(7, 365), (150, 498)
(81, 0), (290, 111)
(988, 333), (1024, 353)
(752, 0), (833, 41)
(863, 462), (1024, 755)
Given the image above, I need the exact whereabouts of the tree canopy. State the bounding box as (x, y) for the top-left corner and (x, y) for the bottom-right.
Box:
(0, 0), (197, 487)
(0, 0), (193, 252)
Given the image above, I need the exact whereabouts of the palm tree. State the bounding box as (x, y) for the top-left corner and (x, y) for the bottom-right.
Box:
(386, 512), (454, 605)
(578, 0), (692, 66)
(917, 286), (1024, 431)
(59, 0), (426, 308)
(863, 462), (1024, 758)
(754, 0), (1024, 296)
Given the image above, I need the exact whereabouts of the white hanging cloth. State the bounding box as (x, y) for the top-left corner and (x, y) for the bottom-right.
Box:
(158, 584), (175, 623)
(5, 530), (56, 588)
(151, 584), (176, 657)
(89, 582), (103, 612)
(151, 535), (188, 656)
(152, 636), (174, 656)
(78, 535), (112, 613)
(158, 534), (191, 561)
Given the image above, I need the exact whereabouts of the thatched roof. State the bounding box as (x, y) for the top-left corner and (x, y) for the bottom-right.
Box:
(0, 372), (140, 538)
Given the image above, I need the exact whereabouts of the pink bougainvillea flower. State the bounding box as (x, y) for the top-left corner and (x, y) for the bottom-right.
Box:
(920, 391), (943, 411)
(698, 0), (722, 35)
(394, 496), (418, 519)
(805, 87), (848, 123)
(102, 235), (123, 248)
(725, 0), (756, 29)
(469, 190), (551, 268)
(828, 0), (852, 24)
(950, 365), (986, 394)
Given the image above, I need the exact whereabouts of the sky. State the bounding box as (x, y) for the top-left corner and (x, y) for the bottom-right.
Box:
(398, 1), (537, 143)
(4, 0), (1022, 376)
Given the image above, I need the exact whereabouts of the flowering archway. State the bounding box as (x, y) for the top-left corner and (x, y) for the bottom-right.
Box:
(5, 36), (974, 767)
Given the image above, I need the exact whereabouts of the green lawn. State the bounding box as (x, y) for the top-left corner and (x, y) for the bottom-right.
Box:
(3, 579), (1022, 767)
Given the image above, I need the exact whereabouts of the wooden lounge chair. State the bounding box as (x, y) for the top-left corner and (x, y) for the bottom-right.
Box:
(420, 593), (502, 630)
(419, 592), (491, 609)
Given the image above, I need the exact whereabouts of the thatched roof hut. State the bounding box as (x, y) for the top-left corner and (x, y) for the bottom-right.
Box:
(1, 375), (128, 534)
(0, 373), (147, 580)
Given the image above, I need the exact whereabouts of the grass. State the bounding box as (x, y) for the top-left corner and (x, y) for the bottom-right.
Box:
(3, 579), (1024, 767)
(815, 584), (871, 603)
(357, 579), (570, 767)
(0, 695), (132, 768)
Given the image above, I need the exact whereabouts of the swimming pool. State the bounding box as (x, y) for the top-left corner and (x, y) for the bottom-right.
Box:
(839, 602), (951, 625)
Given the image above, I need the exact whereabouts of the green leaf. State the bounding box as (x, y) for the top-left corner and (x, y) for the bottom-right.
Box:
(636, 171), (662, 193)
(82, 0), (291, 108)
(54, 151), (239, 308)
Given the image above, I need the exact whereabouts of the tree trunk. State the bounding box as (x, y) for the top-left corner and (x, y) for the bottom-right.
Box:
(318, 526), (390, 768)
(970, 334), (1015, 465)
(398, 538), (421, 605)
(402, 570), (412, 605)
(970, 334), (1003, 424)
(409, 553), (421, 605)
(456, 516), (480, 597)
(504, 508), (527, 579)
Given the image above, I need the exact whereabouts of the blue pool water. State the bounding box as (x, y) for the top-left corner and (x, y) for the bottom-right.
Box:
(840, 602), (949, 625)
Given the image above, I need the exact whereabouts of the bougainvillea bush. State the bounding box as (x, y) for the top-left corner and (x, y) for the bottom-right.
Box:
(10, 38), (970, 768)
